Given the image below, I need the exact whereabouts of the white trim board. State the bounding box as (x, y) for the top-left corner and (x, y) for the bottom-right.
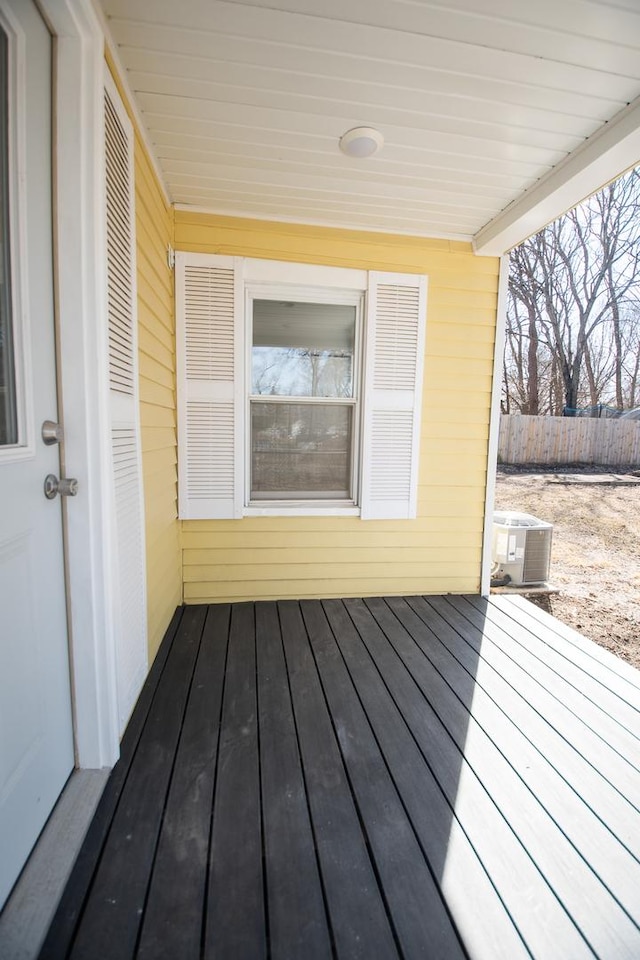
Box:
(480, 254), (510, 596)
(39, 0), (121, 768)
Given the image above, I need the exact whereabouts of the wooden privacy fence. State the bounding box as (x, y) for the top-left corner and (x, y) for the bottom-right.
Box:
(498, 414), (640, 466)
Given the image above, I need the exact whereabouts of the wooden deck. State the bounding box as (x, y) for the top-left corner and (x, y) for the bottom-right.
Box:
(40, 595), (640, 960)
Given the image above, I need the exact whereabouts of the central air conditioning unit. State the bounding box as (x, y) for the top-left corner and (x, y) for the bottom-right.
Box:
(492, 511), (553, 586)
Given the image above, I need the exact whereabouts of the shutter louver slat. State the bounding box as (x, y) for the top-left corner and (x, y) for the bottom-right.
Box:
(177, 254), (243, 519)
(105, 91), (134, 398)
(105, 74), (147, 734)
(361, 272), (427, 520)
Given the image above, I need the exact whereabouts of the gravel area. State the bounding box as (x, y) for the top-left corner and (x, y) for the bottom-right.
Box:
(494, 466), (640, 669)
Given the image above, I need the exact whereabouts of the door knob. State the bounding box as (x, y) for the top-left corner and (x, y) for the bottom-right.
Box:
(44, 474), (78, 499)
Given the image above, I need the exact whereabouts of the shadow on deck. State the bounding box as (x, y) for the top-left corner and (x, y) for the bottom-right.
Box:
(39, 595), (640, 959)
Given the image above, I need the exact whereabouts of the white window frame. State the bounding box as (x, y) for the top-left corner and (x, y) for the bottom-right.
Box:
(0, 5), (34, 463)
(245, 282), (364, 514)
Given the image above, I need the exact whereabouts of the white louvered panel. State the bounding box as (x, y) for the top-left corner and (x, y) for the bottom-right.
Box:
(369, 411), (413, 501)
(177, 253), (243, 519)
(186, 401), (235, 499)
(373, 284), (421, 391)
(105, 90), (135, 396)
(184, 265), (235, 381)
(105, 71), (147, 734)
(361, 271), (427, 520)
(112, 427), (147, 731)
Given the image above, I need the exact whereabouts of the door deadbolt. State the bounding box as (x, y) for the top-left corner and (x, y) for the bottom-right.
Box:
(44, 474), (78, 499)
(42, 420), (64, 445)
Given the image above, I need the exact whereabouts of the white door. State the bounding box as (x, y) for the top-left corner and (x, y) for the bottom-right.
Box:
(0, 0), (74, 909)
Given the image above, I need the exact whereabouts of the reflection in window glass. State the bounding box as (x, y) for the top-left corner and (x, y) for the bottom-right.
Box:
(252, 300), (355, 398)
(251, 403), (352, 499)
(0, 27), (17, 446)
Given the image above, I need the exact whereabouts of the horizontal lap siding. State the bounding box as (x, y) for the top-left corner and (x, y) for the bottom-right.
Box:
(175, 212), (499, 602)
(108, 56), (182, 660)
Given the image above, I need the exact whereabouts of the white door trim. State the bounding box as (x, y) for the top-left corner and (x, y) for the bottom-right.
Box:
(38, 0), (120, 768)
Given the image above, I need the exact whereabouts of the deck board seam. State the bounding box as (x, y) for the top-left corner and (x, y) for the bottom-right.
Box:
(254, 602), (271, 960)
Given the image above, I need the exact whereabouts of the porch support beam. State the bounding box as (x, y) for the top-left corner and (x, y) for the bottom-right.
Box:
(473, 96), (640, 256)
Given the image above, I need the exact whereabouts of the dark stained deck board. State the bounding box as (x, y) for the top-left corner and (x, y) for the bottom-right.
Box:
(490, 593), (640, 695)
(278, 600), (400, 960)
(442, 597), (640, 782)
(68, 604), (207, 960)
(366, 597), (640, 957)
(40, 596), (640, 960)
(255, 602), (332, 959)
(419, 596), (640, 810)
(457, 596), (640, 755)
(324, 599), (532, 960)
(344, 598), (598, 958)
(136, 604), (230, 960)
(38, 605), (185, 960)
(300, 599), (467, 960)
(465, 595), (640, 738)
(204, 603), (265, 960)
(387, 597), (640, 862)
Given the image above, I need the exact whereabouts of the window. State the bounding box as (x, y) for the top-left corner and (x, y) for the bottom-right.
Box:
(176, 255), (427, 521)
(249, 296), (361, 502)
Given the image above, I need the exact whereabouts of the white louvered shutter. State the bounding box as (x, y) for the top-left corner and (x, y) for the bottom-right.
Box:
(361, 272), (427, 520)
(176, 252), (244, 519)
(104, 72), (148, 732)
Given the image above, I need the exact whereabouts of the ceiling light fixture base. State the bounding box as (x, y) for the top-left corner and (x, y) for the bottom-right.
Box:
(339, 126), (384, 158)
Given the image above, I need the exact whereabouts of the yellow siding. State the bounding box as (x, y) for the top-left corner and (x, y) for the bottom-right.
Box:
(107, 55), (182, 660)
(175, 212), (500, 603)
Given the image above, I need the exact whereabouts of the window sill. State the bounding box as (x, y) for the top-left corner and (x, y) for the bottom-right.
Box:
(244, 504), (360, 518)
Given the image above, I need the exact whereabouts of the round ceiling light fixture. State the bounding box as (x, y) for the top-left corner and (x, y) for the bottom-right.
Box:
(339, 126), (384, 158)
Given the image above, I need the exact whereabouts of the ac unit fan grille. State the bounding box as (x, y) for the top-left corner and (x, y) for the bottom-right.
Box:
(523, 529), (552, 583)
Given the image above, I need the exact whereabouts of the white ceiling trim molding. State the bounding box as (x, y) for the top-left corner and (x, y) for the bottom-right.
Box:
(473, 96), (640, 257)
(172, 204), (474, 244)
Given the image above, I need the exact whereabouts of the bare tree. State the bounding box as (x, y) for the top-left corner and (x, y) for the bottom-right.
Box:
(503, 167), (640, 416)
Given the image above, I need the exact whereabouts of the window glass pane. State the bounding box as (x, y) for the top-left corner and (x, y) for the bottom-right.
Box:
(252, 299), (355, 398)
(0, 27), (17, 446)
(251, 402), (352, 499)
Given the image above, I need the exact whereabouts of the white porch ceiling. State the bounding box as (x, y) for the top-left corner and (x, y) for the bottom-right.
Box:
(98, 0), (640, 253)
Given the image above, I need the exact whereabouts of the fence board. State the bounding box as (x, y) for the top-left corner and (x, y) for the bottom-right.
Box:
(498, 415), (640, 466)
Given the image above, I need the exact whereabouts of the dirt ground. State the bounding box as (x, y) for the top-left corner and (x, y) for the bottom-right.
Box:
(494, 466), (640, 669)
